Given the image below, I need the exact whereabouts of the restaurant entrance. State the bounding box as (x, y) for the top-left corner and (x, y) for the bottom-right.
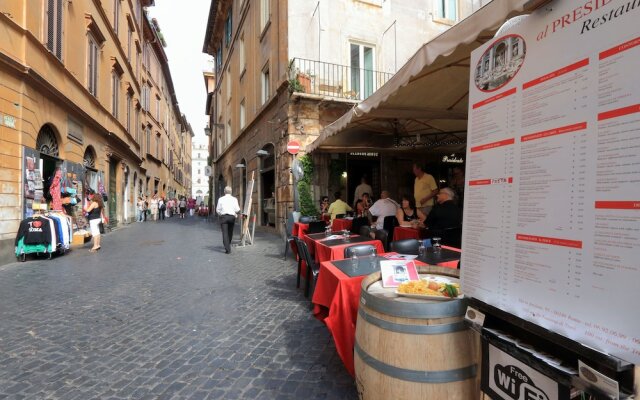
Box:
(346, 153), (380, 204)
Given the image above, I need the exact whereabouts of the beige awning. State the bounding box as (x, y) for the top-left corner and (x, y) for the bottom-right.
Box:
(307, 0), (530, 153)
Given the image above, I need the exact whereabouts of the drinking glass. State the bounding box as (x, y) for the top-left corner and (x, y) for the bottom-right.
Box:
(343, 229), (350, 242)
(432, 237), (442, 253)
(325, 225), (331, 237)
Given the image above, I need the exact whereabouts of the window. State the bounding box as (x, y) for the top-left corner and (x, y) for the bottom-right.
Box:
(240, 99), (246, 129)
(156, 135), (160, 158)
(226, 120), (231, 147)
(147, 127), (153, 155)
(260, 0), (270, 31)
(224, 10), (232, 47)
(113, 0), (120, 35)
(155, 96), (160, 121)
(215, 46), (222, 73)
(239, 34), (245, 74)
(350, 43), (374, 99)
(135, 109), (140, 143)
(87, 34), (99, 97)
(261, 67), (270, 105)
(126, 94), (132, 132)
(435, 0), (457, 21)
(45, 0), (63, 60)
(111, 72), (120, 118)
(127, 27), (132, 61)
(226, 68), (232, 102)
(197, 169), (201, 175)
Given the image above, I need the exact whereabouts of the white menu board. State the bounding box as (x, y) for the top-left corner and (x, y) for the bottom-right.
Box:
(461, 0), (640, 364)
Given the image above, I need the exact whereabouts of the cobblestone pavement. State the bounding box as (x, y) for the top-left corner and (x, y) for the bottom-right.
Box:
(0, 216), (357, 399)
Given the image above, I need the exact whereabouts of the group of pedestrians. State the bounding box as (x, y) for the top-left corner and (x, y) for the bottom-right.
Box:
(136, 194), (192, 222)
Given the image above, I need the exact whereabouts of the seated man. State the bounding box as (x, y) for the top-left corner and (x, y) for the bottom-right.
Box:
(368, 191), (399, 238)
(425, 187), (462, 231)
(327, 191), (352, 221)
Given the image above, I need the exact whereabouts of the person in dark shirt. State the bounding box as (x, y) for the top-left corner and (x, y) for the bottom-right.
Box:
(425, 187), (462, 230)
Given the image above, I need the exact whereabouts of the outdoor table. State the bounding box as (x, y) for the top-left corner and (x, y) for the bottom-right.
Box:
(393, 226), (429, 241)
(331, 218), (353, 232)
(311, 249), (461, 376)
(292, 222), (309, 238)
(310, 234), (384, 263)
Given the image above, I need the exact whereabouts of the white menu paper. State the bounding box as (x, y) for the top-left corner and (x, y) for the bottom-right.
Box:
(462, 0), (640, 364)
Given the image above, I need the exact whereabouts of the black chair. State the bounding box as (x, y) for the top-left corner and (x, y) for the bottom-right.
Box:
(335, 214), (346, 219)
(307, 221), (327, 234)
(428, 226), (463, 248)
(344, 244), (377, 258)
(390, 238), (420, 255)
(292, 237), (305, 288)
(283, 213), (295, 260)
(374, 229), (389, 252)
(350, 217), (370, 235)
(381, 216), (399, 249)
(358, 225), (372, 237)
(299, 216), (312, 223)
(296, 239), (320, 299)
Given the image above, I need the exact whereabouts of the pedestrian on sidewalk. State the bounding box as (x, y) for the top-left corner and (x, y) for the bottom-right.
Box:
(150, 194), (159, 221)
(84, 189), (105, 252)
(179, 197), (187, 219)
(216, 186), (240, 254)
(158, 197), (166, 220)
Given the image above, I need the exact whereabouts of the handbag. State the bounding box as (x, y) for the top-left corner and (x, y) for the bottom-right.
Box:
(98, 222), (105, 234)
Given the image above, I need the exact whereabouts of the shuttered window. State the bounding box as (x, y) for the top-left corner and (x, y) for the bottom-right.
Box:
(87, 34), (99, 97)
(46, 0), (63, 60)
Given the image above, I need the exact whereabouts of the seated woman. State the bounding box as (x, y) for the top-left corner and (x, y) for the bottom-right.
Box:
(396, 194), (426, 228)
(319, 196), (330, 219)
(354, 199), (367, 218)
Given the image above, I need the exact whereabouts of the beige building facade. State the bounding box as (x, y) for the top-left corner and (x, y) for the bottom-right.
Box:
(0, 0), (191, 265)
(203, 0), (480, 231)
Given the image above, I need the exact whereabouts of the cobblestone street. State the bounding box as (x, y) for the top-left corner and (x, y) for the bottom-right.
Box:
(0, 217), (357, 399)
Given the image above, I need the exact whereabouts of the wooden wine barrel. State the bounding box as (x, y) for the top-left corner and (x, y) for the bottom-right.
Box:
(355, 265), (480, 400)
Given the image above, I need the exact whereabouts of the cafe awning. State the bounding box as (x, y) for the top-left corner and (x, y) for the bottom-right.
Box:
(307, 0), (530, 153)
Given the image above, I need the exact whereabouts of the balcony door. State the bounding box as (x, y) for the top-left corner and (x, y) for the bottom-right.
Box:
(350, 43), (374, 100)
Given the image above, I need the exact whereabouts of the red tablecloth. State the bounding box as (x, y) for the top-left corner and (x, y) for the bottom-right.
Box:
(393, 226), (429, 241)
(292, 222), (309, 238)
(312, 248), (461, 376)
(314, 238), (384, 263)
(331, 218), (352, 232)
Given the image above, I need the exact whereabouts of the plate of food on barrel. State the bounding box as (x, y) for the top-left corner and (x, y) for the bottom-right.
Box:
(395, 275), (463, 300)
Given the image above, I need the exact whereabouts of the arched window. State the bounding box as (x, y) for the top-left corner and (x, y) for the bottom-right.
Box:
(36, 124), (60, 157)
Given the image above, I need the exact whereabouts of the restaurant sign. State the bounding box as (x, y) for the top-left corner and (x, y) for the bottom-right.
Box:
(442, 154), (464, 163)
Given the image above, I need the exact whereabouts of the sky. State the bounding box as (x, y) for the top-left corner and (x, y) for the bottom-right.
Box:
(147, 0), (213, 146)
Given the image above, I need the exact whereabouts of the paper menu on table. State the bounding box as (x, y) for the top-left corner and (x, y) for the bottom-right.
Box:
(380, 260), (419, 288)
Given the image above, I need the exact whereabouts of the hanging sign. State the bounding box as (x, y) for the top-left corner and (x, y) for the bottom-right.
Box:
(286, 140), (301, 155)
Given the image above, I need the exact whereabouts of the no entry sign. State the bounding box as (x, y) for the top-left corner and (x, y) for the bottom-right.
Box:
(287, 140), (301, 155)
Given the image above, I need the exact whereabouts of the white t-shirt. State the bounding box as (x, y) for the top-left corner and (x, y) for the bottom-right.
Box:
(216, 194), (240, 216)
(369, 198), (399, 230)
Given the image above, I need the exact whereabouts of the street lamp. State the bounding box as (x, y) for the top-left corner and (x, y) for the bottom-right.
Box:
(235, 163), (246, 169)
(256, 149), (269, 157)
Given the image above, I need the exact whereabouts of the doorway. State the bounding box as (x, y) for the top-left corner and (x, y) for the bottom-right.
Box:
(108, 159), (117, 227)
(346, 155), (380, 204)
(259, 144), (275, 226)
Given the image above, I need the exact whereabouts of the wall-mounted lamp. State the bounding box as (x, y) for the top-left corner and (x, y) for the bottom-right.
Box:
(235, 163), (246, 169)
(341, 171), (347, 178)
(256, 149), (269, 157)
(204, 126), (211, 136)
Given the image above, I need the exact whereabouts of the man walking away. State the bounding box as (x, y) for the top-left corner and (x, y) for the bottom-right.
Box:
(216, 186), (240, 254)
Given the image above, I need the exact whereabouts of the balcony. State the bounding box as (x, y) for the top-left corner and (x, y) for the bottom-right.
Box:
(290, 58), (393, 101)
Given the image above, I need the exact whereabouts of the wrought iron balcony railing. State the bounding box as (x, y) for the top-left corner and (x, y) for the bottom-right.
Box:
(290, 58), (393, 101)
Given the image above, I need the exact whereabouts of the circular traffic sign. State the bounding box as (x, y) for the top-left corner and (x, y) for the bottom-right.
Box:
(287, 140), (301, 155)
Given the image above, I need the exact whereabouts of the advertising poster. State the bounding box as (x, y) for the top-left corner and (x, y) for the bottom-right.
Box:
(462, 0), (640, 364)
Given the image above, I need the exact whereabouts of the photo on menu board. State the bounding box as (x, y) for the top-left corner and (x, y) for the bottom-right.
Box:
(380, 260), (419, 288)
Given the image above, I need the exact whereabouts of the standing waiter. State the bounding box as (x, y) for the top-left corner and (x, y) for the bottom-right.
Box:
(216, 186), (240, 254)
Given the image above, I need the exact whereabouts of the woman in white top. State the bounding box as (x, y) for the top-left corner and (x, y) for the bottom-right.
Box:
(149, 195), (159, 221)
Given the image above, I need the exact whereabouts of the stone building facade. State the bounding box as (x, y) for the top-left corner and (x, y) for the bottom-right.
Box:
(0, 0), (191, 265)
(202, 0), (479, 231)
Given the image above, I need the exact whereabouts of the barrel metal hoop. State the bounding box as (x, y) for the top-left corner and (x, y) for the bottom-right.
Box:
(358, 308), (467, 335)
(355, 342), (477, 383)
(360, 290), (467, 319)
